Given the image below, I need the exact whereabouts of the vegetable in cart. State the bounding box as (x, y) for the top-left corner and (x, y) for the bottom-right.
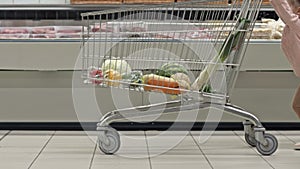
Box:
(156, 63), (188, 77)
(101, 58), (132, 75)
(191, 18), (250, 91)
(104, 69), (122, 87)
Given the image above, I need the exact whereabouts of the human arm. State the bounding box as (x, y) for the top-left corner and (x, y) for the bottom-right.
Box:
(270, 0), (300, 34)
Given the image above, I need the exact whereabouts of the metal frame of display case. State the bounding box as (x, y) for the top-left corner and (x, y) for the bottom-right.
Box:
(0, 4), (278, 20)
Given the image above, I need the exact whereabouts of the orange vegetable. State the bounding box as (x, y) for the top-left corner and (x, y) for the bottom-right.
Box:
(147, 77), (179, 88)
(104, 69), (122, 87)
(144, 86), (182, 95)
(143, 74), (182, 94)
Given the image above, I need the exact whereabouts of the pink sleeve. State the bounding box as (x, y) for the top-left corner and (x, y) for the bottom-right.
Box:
(270, 0), (300, 33)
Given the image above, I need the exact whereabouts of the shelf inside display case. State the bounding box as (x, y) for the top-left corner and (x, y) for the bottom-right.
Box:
(0, 3), (280, 40)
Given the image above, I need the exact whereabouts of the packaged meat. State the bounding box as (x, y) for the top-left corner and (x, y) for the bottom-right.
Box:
(0, 34), (30, 39)
(251, 28), (273, 39)
(0, 27), (31, 34)
(91, 21), (147, 33)
(56, 32), (81, 39)
(112, 21), (147, 32)
(91, 23), (114, 32)
(30, 34), (57, 39)
(186, 28), (212, 39)
(31, 26), (55, 34)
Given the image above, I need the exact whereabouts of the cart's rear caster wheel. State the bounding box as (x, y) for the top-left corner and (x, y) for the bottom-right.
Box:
(256, 133), (278, 156)
(245, 133), (256, 147)
(98, 131), (120, 155)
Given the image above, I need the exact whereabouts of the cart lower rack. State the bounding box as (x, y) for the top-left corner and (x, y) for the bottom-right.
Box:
(80, 0), (278, 156)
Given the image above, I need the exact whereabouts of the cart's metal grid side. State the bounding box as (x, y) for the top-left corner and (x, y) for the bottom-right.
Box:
(79, 0), (278, 156)
(80, 0), (260, 96)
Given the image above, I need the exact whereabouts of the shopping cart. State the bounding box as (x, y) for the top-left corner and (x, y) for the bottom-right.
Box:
(80, 0), (278, 156)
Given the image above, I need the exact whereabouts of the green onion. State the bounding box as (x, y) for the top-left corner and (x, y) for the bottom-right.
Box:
(191, 18), (250, 92)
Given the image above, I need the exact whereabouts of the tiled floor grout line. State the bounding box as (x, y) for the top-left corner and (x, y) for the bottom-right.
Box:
(88, 142), (97, 169)
(189, 131), (214, 169)
(27, 131), (56, 169)
(0, 130), (11, 142)
(232, 131), (275, 169)
(277, 131), (296, 144)
(144, 131), (153, 169)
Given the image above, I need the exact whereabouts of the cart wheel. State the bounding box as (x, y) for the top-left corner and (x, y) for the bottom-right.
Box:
(98, 130), (120, 155)
(256, 133), (278, 156)
(245, 133), (256, 147)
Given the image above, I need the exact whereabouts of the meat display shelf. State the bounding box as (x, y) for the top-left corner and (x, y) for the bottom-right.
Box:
(0, 2), (285, 71)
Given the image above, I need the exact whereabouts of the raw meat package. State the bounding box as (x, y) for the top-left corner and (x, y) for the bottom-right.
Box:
(56, 32), (82, 39)
(0, 34), (30, 39)
(0, 27), (31, 34)
(91, 22), (147, 33)
(31, 26), (56, 34)
(30, 34), (57, 39)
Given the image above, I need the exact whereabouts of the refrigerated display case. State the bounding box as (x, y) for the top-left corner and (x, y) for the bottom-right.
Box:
(0, 3), (299, 127)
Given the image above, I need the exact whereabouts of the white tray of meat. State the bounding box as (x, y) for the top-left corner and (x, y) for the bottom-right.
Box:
(31, 26), (56, 34)
(29, 34), (57, 39)
(56, 32), (82, 39)
(91, 22), (147, 33)
(55, 26), (86, 34)
(0, 27), (31, 34)
(91, 23), (114, 32)
(0, 34), (30, 39)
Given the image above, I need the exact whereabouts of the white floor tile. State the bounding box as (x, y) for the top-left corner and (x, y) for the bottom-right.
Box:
(92, 131), (148, 157)
(260, 134), (300, 168)
(147, 131), (212, 169)
(151, 161), (211, 169)
(0, 131), (54, 169)
(146, 131), (201, 156)
(29, 133), (95, 169)
(9, 131), (54, 136)
(191, 131), (273, 168)
(54, 131), (89, 136)
(208, 156), (273, 169)
(92, 163), (150, 169)
(278, 131), (300, 143)
(91, 131), (150, 168)
(192, 131), (257, 155)
(0, 130), (9, 136)
(92, 149), (150, 169)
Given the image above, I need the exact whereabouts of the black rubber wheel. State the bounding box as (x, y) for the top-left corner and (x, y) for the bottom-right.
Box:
(256, 133), (278, 156)
(98, 131), (120, 155)
(245, 133), (257, 147)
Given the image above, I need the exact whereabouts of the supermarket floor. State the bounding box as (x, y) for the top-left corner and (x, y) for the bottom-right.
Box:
(0, 130), (300, 169)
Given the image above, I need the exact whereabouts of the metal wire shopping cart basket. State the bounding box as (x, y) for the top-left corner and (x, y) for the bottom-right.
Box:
(80, 0), (278, 156)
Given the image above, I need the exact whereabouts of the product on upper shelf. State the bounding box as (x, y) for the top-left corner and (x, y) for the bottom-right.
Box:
(261, 18), (285, 39)
(251, 28), (273, 39)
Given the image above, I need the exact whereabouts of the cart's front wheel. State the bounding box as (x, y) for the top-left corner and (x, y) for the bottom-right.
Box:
(256, 133), (278, 156)
(98, 131), (120, 155)
(245, 133), (256, 147)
